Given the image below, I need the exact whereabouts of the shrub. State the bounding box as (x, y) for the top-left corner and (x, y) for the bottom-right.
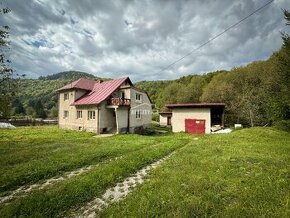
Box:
(273, 120), (290, 132)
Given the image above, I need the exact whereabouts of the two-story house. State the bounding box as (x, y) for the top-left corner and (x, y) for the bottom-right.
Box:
(57, 77), (152, 134)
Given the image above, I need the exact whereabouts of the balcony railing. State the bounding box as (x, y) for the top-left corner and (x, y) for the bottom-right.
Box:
(107, 98), (131, 106)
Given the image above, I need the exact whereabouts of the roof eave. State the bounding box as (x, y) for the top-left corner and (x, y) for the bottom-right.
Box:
(159, 112), (172, 115)
(165, 103), (225, 108)
(70, 102), (100, 106)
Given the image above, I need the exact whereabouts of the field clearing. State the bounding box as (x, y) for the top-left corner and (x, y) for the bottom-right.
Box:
(0, 126), (289, 217)
(0, 126), (176, 193)
(101, 128), (290, 217)
(0, 126), (189, 217)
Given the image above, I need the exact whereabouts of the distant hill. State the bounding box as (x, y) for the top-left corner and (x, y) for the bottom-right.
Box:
(12, 71), (106, 118)
(38, 71), (98, 80)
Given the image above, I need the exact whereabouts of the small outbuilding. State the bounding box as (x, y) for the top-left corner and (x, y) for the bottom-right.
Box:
(160, 103), (225, 134)
(159, 110), (172, 126)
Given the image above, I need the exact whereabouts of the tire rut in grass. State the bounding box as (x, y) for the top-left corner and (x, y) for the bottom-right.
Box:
(0, 138), (188, 218)
(70, 151), (176, 218)
(0, 156), (122, 205)
(0, 140), (171, 205)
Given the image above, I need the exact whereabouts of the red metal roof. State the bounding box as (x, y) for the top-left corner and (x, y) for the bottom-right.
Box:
(165, 103), (225, 108)
(57, 78), (97, 91)
(71, 77), (129, 106)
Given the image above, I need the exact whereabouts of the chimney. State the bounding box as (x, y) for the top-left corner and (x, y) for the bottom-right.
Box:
(96, 79), (103, 83)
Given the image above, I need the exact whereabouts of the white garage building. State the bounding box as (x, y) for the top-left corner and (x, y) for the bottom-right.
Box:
(160, 103), (225, 134)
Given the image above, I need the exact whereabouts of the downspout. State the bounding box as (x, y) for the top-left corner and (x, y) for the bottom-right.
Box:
(97, 106), (100, 134)
(127, 107), (130, 133)
(115, 107), (119, 134)
(222, 107), (225, 127)
(57, 92), (60, 128)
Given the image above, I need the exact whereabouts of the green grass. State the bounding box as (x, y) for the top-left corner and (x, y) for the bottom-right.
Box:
(101, 128), (290, 217)
(0, 126), (175, 193)
(1, 126), (289, 217)
(0, 126), (190, 217)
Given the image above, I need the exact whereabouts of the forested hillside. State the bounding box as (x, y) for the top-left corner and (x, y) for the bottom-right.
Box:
(136, 47), (289, 127)
(11, 71), (99, 119)
(38, 71), (99, 80)
(135, 71), (223, 108)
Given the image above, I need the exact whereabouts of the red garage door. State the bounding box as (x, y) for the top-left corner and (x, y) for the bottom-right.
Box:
(185, 119), (205, 134)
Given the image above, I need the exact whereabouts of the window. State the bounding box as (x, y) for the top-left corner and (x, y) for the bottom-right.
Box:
(76, 110), (82, 119)
(135, 110), (141, 119)
(88, 111), (95, 120)
(64, 93), (69, 101)
(135, 93), (142, 102)
(120, 91), (125, 99)
(63, 111), (69, 119)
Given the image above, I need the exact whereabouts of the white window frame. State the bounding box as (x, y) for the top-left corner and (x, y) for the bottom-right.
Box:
(88, 111), (96, 120)
(63, 110), (69, 119)
(135, 110), (142, 119)
(135, 93), (142, 103)
(64, 93), (69, 101)
(76, 110), (82, 119)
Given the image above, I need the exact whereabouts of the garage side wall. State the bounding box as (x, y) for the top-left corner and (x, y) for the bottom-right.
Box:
(159, 115), (168, 126)
(171, 108), (211, 133)
(129, 88), (152, 132)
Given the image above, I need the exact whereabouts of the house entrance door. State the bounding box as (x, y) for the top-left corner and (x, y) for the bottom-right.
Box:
(167, 116), (171, 125)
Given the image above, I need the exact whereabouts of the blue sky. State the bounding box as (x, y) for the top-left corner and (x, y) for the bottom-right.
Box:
(2, 0), (290, 82)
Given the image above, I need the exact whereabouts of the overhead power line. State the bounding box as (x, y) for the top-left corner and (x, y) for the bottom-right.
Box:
(157, 0), (274, 74)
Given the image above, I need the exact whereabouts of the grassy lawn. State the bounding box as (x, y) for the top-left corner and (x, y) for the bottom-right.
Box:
(0, 126), (289, 217)
(0, 126), (189, 217)
(101, 128), (290, 217)
(0, 126), (175, 194)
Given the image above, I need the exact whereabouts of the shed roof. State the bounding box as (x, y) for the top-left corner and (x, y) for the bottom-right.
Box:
(165, 103), (225, 108)
(159, 110), (172, 115)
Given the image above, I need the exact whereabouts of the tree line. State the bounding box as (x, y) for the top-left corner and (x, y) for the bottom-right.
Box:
(137, 9), (290, 127)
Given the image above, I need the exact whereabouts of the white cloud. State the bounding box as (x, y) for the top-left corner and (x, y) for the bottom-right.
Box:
(2, 0), (289, 81)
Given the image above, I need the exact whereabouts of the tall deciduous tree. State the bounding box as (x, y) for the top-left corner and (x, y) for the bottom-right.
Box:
(0, 4), (24, 118)
(12, 98), (25, 115)
(0, 5), (13, 118)
(278, 9), (290, 118)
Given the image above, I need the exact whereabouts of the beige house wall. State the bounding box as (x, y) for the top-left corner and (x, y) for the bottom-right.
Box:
(109, 87), (152, 133)
(58, 90), (98, 133)
(58, 84), (152, 134)
(171, 108), (211, 133)
(113, 87), (130, 99)
(99, 102), (116, 132)
(116, 107), (129, 133)
(129, 88), (152, 132)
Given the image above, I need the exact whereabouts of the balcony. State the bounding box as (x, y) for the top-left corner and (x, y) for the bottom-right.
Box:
(107, 98), (131, 106)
